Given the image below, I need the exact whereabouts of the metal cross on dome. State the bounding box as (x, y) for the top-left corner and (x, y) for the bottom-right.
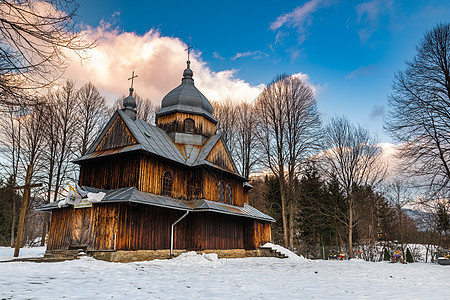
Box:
(185, 42), (193, 61)
(128, 71), (138, 89)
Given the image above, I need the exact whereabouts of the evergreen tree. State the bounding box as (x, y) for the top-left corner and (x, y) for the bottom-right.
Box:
(263, 175), (283, 244)
(406, 248), (414, 263)
(383, 248), (391, 261)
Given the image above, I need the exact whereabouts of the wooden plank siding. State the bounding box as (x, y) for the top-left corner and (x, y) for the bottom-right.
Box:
(138, 155), (188, 199)
(47, 203), (271, 251)
(245, 220), (272, 250)
(157, 113), (216, 137)
(90, 204), (116, 251)
(79, 155), (141, 190)
(72, 208), (92, 246)
(206, 139), (235, 172)
(96, 116), (137, 151)
(202, 167), (244, 206)
(79, 153), (245, 206)
(47, 208), (73, 250)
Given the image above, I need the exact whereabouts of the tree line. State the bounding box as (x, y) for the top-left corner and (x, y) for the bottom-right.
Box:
(213, 23), (450, 259)
(0, 0), (448, 260)
(0, 80), (156, 247)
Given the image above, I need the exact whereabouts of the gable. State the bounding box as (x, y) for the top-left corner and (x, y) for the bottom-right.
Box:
(96, 115), (138, 151)
(205, 139), (235, 172)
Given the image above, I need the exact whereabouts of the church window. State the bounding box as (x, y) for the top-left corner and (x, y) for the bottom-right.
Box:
(162, 171), (173, 197)
(218, 181), (225, 203)
(184, 118), (194, 133)
(226, 184), (232, 205)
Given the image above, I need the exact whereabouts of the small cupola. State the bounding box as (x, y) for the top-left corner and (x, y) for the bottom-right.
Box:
(122, 71), (138, 120)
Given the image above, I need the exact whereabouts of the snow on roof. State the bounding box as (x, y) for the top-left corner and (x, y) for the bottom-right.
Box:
(36, 186), (275, 223)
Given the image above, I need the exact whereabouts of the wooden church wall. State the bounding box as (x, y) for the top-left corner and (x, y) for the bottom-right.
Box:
(202, 168), (245, 206)
(47, 208), (73, 250)
(47, 203), (271, 251)
(206, 139), (235, 172)
(115, 204), (179, 250)
(245, 220), (272, 250)
(174, 212), (246, 250)
(113, 204), (249, 251)
(47, 207), (95, 250)
(138, 156), (188, 198)
(89, 203), (117, 251)
(79, 155), (141, 190)
(157, 113), (216, 137)
(96, 116), (137, 151)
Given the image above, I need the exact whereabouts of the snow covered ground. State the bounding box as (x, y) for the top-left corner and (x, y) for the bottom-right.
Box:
(1, 246), (449, 299)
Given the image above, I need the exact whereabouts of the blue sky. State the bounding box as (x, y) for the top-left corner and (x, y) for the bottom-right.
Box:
(73, 0), (450, 143)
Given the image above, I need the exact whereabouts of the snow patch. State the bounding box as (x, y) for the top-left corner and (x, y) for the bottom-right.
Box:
(1, 246), (449, 298)
(0, 246), (46, 261)
(262, 243), (306, 261)
(172, 251), (219, 264)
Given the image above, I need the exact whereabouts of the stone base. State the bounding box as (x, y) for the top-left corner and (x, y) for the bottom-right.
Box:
(87, 248), (282, 263)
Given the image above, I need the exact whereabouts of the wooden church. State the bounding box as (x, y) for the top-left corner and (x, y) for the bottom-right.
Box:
(38, 59), (274, 261)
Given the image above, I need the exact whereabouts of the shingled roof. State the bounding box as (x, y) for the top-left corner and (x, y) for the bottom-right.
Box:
(74, 109), (244, 180)
(37, 186), (275, 223)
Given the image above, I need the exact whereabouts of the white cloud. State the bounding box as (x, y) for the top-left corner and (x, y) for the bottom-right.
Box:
(292, 72), (320, 95)
(270, 0), (335, 44)
(212, 52), (224, 60)
(63, 25), (264, 105)
(356, 0), (394, 42)
(231, 51), (268, 61)
(345, 64), (378, 79)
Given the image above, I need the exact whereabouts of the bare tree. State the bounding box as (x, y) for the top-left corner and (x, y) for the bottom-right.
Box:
(111, 94), (158, 124)
(385, 180), (413, 253)
(212, 99), (237, 151)
(321, 116), (386, 258)
(48, 80), (79, 203)
(0, 105), (24, 246)
(284, 75), (321, 249)
(77, 82), (107, 156)
(0, 0), (93, 104)
(235, 102), (258, 179)
(385, 23), (450, 196)
(255, 74), (321, 249)
(17, 98), (46, 246)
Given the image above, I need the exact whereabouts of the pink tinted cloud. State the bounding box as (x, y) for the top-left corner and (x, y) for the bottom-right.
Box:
(63, 25), (265, 105)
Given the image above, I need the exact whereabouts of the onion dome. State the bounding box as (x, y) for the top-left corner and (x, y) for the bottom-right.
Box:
(156, 61), (216, 124)
(122, 87), (137, 120)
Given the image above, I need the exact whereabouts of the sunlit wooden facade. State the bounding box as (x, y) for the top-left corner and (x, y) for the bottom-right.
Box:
(40, 61), (273, 257)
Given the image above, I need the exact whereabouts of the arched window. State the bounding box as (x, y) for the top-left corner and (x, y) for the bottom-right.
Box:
(184, 118), (194, 133)
(162, 171), (173, 197)
(218, 181), (225, 203)
(226, 184), (232, 205)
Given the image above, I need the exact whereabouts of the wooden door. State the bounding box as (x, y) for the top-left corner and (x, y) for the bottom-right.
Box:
(72, 208), (92, 246)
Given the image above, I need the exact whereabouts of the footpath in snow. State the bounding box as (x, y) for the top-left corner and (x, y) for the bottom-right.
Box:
(0, 246), (449, 299)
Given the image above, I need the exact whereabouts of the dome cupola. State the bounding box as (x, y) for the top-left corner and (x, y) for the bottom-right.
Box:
(156, 60), (216, 124)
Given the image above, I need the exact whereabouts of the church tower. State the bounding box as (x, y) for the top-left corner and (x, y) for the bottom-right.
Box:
(156, 60), (217, 145)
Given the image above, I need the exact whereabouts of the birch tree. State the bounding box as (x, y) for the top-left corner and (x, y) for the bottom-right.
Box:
(255, 74), (321, 249)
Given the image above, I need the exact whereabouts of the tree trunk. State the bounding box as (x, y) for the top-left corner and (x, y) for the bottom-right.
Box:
(289, 195), (295, 250)
(348, 202), (353, 259)
(10, 192), (16, 247)
(14, 165), (32, 257)
(40, 214), (49, 246)
(279, 178), (289, 248)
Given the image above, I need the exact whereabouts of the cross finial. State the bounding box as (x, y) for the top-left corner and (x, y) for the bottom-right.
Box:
(185, 42), (193, 62)
(128, 71), (138, 89)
